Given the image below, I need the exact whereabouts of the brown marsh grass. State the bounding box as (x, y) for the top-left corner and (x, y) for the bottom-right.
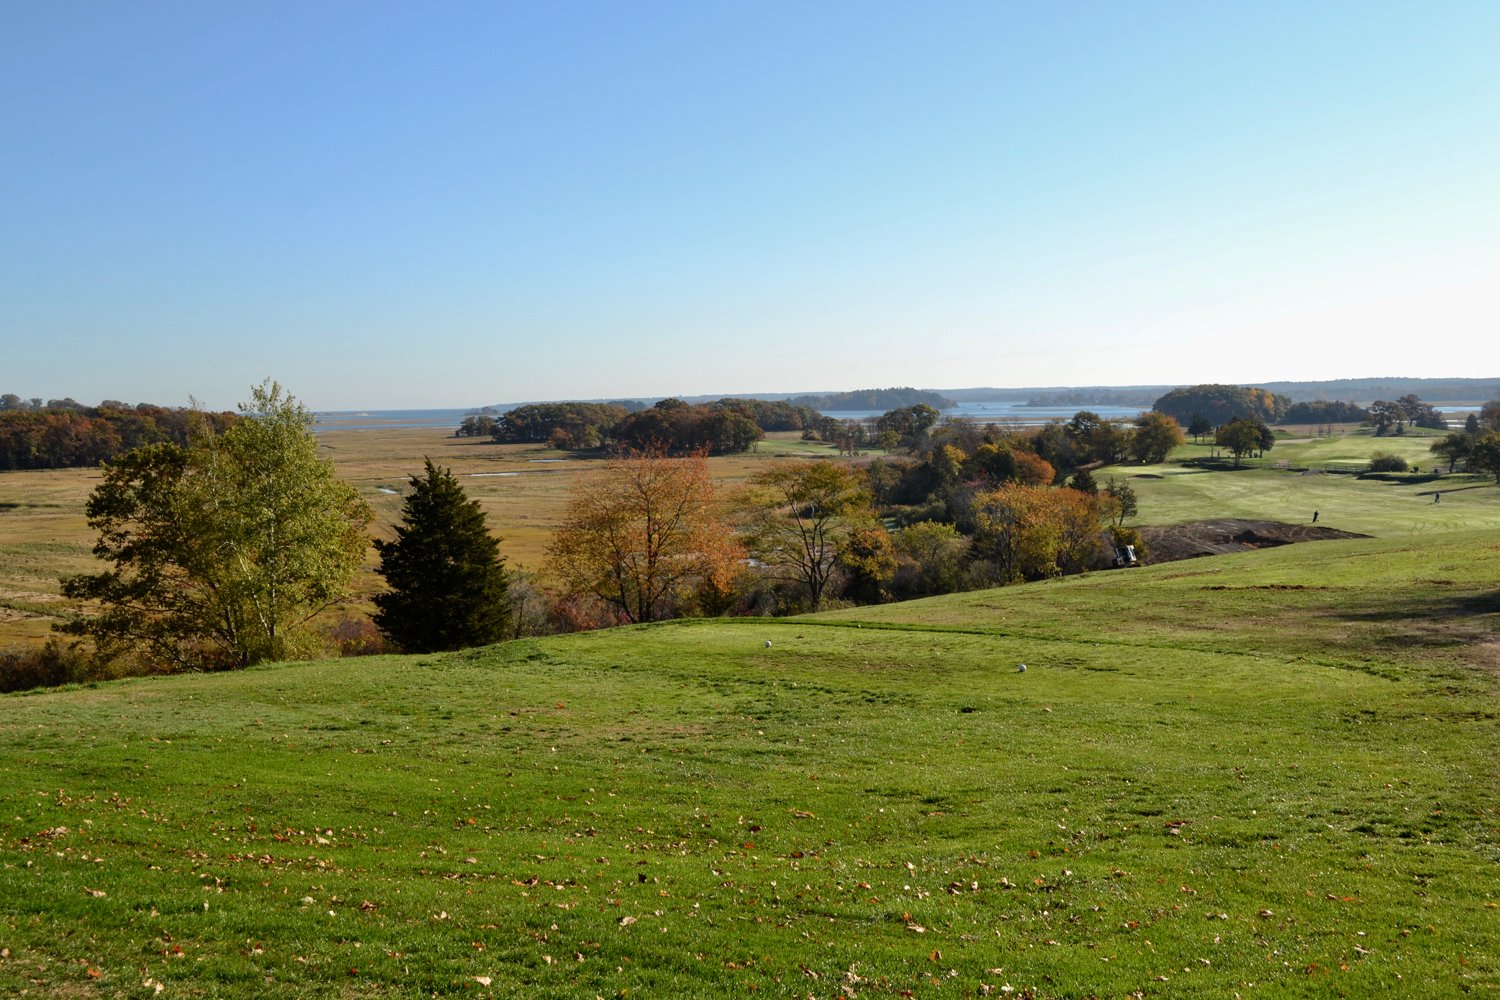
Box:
(0, 425), (840, 648)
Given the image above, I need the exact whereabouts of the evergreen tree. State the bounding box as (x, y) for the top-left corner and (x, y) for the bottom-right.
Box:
(374, 459), (510, 652)
(1068, 468), (1099, 494)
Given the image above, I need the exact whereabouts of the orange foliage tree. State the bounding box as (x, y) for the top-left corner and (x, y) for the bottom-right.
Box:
(546, 451), (743, 623)
(970, 483), (1116, 584)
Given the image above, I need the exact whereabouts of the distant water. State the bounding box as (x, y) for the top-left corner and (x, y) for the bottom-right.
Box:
(313, 409), (472, 432)
(314, 402), (1153, 433)
(822, 402), (1148, 425)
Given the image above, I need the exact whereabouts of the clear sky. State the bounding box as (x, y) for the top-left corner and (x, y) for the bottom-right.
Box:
(4, 1), (1499, 410)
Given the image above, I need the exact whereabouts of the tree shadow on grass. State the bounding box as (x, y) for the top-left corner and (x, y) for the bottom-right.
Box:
(1326, 590), (1500, 653)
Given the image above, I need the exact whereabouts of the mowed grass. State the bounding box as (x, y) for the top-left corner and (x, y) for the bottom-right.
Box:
(1108, 425), (1500, 539)
(1170, 425), (1453, 472)
(2, 532), (1498, 997)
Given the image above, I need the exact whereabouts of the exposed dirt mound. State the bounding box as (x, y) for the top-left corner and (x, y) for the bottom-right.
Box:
(1138, 519), (1369, 565)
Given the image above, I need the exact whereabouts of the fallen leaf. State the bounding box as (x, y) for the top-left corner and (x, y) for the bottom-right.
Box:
(473, 975), (492, 986)
(619, 915), (637, 926)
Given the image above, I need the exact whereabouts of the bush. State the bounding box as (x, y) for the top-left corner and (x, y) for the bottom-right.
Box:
(0, 640), (96, 693)
(327, 618), (389, 657)
(1368, 452), (1410, 473)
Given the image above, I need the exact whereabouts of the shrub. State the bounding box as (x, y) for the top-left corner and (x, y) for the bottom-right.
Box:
(0, 640), (96, 693)
(328, 618), (389, 657)
(1368, 452), (1410, 473)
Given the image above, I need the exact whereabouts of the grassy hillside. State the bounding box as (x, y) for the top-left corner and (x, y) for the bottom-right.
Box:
(1110, 424), (1500, 540)
(3, 531), (1497, 997)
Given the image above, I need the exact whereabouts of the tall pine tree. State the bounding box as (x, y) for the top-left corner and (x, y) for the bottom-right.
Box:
(374, 459), (510, 652)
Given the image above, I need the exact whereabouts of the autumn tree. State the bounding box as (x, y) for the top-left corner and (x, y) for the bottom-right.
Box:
(373, 459), (510, 652)
(60, 382), (372, 670)
(969, 483), (1113, 585)
(740, 461), (874, 610)
(1216, 417), (1273, 466)
(547, 451), (741, 623)
(1130, 411), (1185, 464)
(1012, 450), (1057, 486)
(1153, 384), (1289, 426)
(836, 524), (898, 604)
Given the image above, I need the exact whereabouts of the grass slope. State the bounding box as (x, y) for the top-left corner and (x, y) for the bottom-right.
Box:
(3, 532), (1498, 998)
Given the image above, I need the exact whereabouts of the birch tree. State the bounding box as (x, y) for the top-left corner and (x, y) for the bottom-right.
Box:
(61, 381), (371, 670)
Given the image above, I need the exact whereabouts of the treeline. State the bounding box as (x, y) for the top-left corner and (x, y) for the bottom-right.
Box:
(471, 402), (631, 448)
(1152, 384), (1392, 430)
(1281, 400), (1370, 424)
(611, 399), (763, 455)
(784, 387), (954, 411)
(460, 397), (857, 455)
(1365, 395), (1449, 435)
(542, 416), (1161, 632)
(0, 402), (237, 471)
(1260, 377), (1500, 403)
(1153, 384), (1291, 427)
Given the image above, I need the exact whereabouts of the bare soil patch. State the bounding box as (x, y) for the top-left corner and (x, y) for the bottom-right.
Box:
(1139, 518), (1369, 565)
(1470, 640), (1500, 678)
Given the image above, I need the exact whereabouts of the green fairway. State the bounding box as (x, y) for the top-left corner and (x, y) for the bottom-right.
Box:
(4, 529), (1498, 997)
(1107, 442), (1500, 539)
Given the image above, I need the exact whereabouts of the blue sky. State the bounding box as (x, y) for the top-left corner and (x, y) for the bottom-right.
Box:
(3, 1), (1498, 409)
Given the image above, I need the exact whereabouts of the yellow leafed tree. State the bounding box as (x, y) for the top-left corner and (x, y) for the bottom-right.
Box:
(547, 451), (743, 623)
